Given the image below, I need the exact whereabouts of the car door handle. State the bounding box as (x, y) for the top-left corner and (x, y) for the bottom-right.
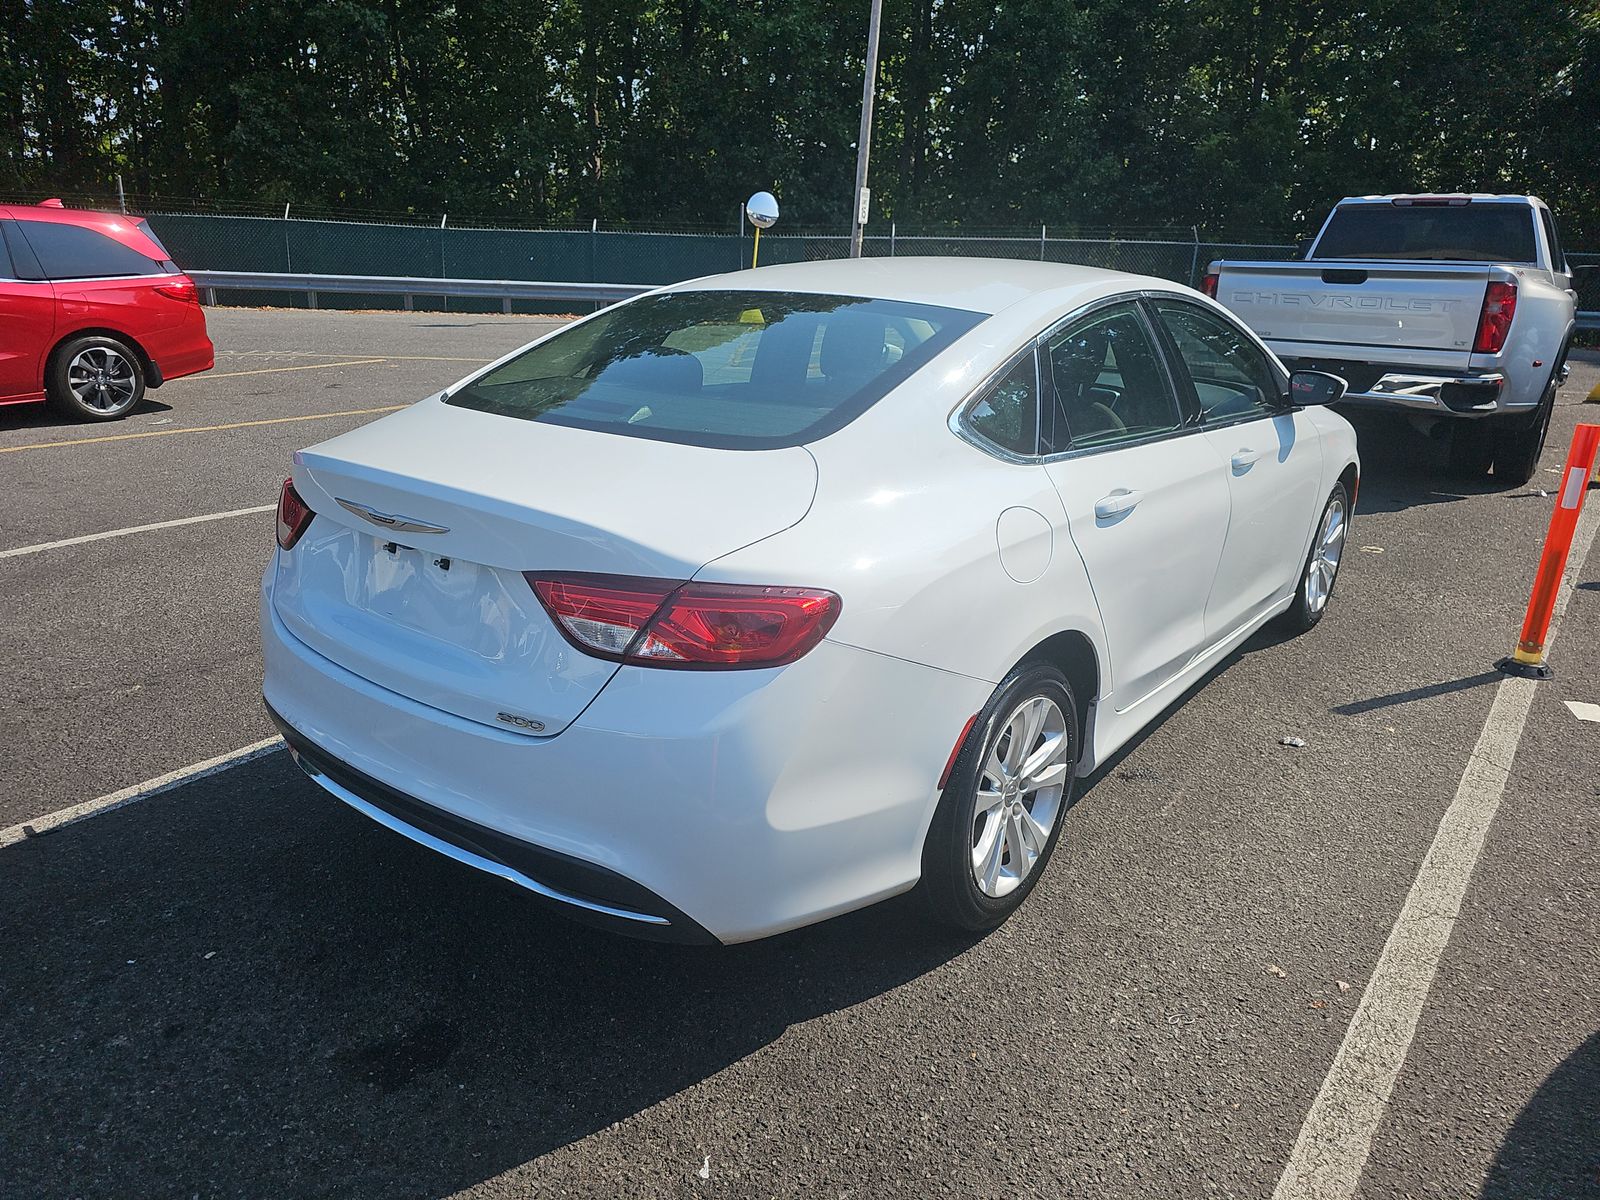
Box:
(1093, 488), (1143, 519)
(1230, 448), (1263, 472)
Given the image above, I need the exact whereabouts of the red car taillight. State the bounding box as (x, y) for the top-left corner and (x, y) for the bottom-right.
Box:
(154, 279), (199, 303)
(527, 573), (841, 669)
(276, 478), (314, 550)
(1472, 280), (1517, 354)
(1201, 271), (1219, 299)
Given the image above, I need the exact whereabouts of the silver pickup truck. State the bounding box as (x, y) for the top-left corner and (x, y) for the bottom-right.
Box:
(1205, 194), (1578, 485)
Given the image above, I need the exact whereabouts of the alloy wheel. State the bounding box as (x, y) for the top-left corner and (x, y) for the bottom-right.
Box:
(67, 346), (138, 414)
(1305, 496), (1346, 614)
(970, 694), (1071, 898)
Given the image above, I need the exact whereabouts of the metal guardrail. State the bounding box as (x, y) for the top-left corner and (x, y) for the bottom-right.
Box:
(187, 271), (651, 311)
(189, 268), (1598, 328)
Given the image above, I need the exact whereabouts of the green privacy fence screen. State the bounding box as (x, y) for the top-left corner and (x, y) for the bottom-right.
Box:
(140, 212), (1302, 303)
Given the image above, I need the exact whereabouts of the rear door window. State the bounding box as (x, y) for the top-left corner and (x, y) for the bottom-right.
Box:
(1538, 207), (1566, 273)
(1045, 303), (1183, 450)
(446, 290), (985, 449)
(15, 219), (165, 280)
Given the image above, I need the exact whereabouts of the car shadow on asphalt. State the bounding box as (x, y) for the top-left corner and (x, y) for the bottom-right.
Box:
(0, 751), (980, 1198)
(1339, 411), (1507, 515)
(0, 396), (174, 433)
(1480, 1030), (1600, 1199)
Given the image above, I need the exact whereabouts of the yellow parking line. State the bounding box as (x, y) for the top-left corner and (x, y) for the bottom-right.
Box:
(205, 358), (388, 379)
(0, 406), (407, 454)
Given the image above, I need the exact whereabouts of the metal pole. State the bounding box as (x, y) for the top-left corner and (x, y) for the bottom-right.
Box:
(739, 202), (745, 269)
(1189, 225), (1201, 286)
(283, 201), (292, 273)
(848, 0), (884, 258)
(1040, 224), (1047, 261)
(890, 221), (896, 257)
(116, 174), (126, 213)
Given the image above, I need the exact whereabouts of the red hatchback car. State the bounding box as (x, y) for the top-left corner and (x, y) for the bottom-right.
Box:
(0, 201), (213, 421)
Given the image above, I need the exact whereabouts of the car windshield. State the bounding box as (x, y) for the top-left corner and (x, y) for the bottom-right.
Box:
(1312, 203), (1537, 263)
(445, 290), (985, 449)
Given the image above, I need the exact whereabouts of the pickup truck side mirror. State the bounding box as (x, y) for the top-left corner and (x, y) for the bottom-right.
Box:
(1287, 370), (1347, 407)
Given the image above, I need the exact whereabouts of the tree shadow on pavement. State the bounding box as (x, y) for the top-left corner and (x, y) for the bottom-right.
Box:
(0, 752), (978, 1199)
(1481, 1030), (1600, 1199)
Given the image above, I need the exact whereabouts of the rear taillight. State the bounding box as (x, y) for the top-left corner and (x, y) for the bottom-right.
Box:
(276, 478), (314, 550)
(527, 573), (841, 669)
(1201, 271), (1219, 299)
(153, 279), (198, 303)
(1472, 280), (1517, 354)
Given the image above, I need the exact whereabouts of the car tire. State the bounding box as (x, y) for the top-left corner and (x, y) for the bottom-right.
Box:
(920, 661), (1079, 933)
(45, 335), (146, 421)
(1490, 346), (1567, 488)
(1279, 482), (1350, 635)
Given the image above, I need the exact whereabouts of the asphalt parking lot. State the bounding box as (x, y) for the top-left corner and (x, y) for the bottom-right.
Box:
(2, 308), (1597, 1199)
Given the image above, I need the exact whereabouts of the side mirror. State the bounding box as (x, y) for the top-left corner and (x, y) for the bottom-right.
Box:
(1288, 370), (1346, 407)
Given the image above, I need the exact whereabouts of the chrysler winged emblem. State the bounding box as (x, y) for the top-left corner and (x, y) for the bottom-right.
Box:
(336, 497), (451, 535)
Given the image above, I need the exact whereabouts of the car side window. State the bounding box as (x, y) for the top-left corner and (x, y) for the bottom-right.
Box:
(1539, 208), (1567, 275)
(1045, 303), (1181, 450)
(1, 221), (44, 280)
(1153, 301), (1281, 422)
(15, 219), (163, 281)
(965, 349), (1040, 457)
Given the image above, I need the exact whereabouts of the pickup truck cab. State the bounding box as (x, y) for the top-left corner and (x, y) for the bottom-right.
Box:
(1205, 195), (1577, 485)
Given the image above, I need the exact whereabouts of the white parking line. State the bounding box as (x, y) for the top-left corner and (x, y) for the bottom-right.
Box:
(0, 504), (276, 559)
(1563, 700), (1600, 723)
(1273, 495), (1600, 1200)
(0, 738), (284, 849)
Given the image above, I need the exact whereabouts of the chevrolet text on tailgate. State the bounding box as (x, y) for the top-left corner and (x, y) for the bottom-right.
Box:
(1206, 194), (1578, 485)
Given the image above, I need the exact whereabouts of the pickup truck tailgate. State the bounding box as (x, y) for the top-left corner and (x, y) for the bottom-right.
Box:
(1216, 261), (1490, 368)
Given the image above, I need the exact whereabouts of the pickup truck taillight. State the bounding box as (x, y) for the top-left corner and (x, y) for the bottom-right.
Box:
(1202, 271), (1219, 299)
(1472, 280), (1517, 354)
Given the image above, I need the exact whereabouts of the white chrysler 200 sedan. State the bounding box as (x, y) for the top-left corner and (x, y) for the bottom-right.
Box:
(261, 258), (1358, 944)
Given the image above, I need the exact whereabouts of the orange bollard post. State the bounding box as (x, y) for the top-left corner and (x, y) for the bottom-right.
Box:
(1495, 423), (1600, 679)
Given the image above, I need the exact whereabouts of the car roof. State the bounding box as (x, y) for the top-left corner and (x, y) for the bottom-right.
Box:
(663, 256), (1174, 317)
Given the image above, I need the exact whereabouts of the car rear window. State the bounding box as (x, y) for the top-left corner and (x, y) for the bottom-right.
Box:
(16, 219), (165, 280)
(1312, 203), (1538, 263)
(445, 290), (985, 449)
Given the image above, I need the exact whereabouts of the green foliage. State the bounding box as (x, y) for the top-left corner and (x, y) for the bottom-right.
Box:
(1, 0), (1595, 239)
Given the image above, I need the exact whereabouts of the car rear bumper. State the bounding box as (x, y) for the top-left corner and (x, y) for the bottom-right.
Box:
(142, 306), (214, 386)
(1279, 355), (1539, 418)
(260, 576), (991, 943)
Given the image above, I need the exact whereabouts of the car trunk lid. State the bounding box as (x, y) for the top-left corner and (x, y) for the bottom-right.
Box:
(271, 398), (817, 735)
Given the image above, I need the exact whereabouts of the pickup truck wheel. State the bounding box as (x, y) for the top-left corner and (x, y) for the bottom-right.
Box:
(1491, 344), (1567, 488)
(1279, 483), (1349, 635)
(1447, 423), (1494, 479)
